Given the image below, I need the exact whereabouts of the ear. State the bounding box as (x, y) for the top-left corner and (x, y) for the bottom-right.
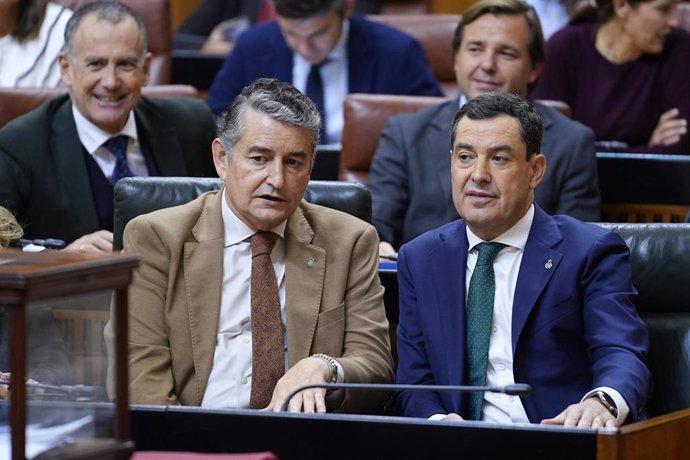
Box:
(343, 0), (355, 18)
(211, 138), (229, 181)
(141, 52), (152, 86)
(58, 53), (72, 86)
(529, 153), (546, 190)
(529, 60), (544, 84)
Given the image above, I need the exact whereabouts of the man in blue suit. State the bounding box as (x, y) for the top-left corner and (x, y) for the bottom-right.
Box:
(206, 0), (442, 143)
(395, 92), (650, 427)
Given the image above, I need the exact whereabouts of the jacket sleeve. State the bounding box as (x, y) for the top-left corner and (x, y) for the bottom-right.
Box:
(395, 246), (448, 418)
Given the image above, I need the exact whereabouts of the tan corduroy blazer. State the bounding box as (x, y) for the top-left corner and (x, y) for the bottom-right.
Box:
(123, 190), (394, 413)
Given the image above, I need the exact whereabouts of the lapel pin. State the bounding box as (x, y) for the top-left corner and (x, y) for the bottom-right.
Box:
(545, 259), (553, 270)
(307, 257), (315, 268)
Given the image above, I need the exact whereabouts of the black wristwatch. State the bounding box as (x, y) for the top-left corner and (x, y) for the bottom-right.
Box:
(593, 390), (618, 418)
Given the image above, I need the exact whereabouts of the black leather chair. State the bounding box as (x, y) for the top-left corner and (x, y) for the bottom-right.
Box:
(598, 223), (690, 417)
(112, 176), (372, 251)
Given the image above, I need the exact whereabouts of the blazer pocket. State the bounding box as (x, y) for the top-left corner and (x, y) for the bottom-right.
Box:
(316, 302), (345, 329)
(312, 302), (345, 356)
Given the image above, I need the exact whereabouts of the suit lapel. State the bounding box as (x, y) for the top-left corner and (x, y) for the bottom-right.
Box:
(511, 206), (563, 351)
(535, 103), (556, 158)
(431, 101), (459, 212)
(284, 202), (326, 367)
(346, 17), (375, 92)
(183, 191), (224, 402)
(51, 99), (100, 231)
(134, 100), (187, 176)
(429, 221), (468, 386)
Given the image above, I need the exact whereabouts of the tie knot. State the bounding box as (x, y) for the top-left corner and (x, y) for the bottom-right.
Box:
(103, 135), (129, 159)
(251, 231), (279, 257)
(475, 242), (506, 266)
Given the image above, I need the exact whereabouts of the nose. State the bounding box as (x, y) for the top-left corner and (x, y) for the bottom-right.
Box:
(471, 158), (491, 183)
(265, 161), (285, 189)
(101, 64), (120, 89)
(479, 51), (497, 72)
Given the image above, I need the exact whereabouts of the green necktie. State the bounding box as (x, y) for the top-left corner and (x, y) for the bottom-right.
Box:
(465, 242), (506, 420)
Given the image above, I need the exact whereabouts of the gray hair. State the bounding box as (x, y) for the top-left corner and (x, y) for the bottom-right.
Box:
(63, 1), (148, 59)
(216, 78), (322, 161)
(451, 92), (543, 159)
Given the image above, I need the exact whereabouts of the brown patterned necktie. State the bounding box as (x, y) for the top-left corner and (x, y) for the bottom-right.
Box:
(249, 231), (284, 408)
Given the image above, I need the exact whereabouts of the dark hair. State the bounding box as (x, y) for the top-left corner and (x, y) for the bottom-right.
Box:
(12, 0), (49, 42)
(570, 0), (654, 25)
(217, 78), (322, 158)
(452, 0), (545, 67)
(451, 92), (543, 159)
(272, 0), (347, 19)
(63, 1), (148, 58)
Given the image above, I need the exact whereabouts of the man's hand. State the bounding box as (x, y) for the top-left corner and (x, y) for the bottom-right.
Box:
(379, 241), (397, 258)
(442, 413), (464, 421)
(0, 372), (10, 400)
(265, 357), (331, 413)
(649, 108), (687, 147)
(63, 230), (114, 254)
(541, 396), (617, 428)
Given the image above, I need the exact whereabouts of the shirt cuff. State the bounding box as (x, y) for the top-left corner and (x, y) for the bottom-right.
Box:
(334, 360), (344, 384)
(582, 386), (630, 425)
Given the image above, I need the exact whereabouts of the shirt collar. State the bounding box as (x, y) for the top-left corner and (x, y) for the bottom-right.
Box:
(72, 104), (138, 154)
(220, 189), (287, 247)
(466, 204), (535, 252)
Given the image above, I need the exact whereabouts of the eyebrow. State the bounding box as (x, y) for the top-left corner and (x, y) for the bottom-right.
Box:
(453, 143), (516, 154)
(247, 146), (309, 159)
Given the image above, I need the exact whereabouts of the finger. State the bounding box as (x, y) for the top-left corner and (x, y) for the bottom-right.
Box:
(591, 416), (604, 429)
(288, 392), (303, 413)
(604, 418), (617, 428)
(563, 408), (584, 427)
(302, 389), (316, 413)
(659, 107), (680, 122)
(314, 389), (327, 414)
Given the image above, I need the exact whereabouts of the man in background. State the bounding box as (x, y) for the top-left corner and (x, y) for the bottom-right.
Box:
(368, 0), (599, 255)
(0, 1), (216, 252)
(206, 0), (442, 144)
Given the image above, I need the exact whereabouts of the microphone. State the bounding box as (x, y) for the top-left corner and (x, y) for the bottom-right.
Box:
(0, 379), (108, 402)
(279, 382), (531, 412)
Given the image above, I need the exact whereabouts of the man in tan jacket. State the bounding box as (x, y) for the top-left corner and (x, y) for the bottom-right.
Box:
(120, 78), (393, 413)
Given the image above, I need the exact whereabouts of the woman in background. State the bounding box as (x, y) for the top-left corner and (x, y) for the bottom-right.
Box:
(532, 0), (689, 153)
(0, 0), (72, 87)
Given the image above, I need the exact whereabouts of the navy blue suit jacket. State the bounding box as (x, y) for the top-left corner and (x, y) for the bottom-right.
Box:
(395, 205), (650, 423)
(206, 14), (442, 116)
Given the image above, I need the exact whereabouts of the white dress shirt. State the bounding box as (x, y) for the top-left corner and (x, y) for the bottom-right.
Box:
(292, 20), (349, 145)
(72, 106), (148, 180)
(431, 204), (629, 424)
(201, 196), (287, 408)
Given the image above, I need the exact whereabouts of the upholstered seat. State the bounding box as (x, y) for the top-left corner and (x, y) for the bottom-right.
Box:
(112, 177), (373, 251)
(0, 85), (200, 130)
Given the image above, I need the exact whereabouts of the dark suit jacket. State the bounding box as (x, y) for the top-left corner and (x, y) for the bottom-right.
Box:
(368, 99), (601, 249)
(395, 205), (651, 423)
(0, 94), (216, 244)
(206, 14), (443, 116)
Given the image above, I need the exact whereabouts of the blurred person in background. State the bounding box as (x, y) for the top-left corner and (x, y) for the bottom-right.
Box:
(0, 0), (72, 87)
(533, 0), (689, 153)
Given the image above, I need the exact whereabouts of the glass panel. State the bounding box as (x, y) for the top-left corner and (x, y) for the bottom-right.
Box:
(21, 290), (115, 458)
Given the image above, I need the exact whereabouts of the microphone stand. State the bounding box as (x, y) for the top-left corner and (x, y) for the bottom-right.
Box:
(279, 383), (531, 412)
(0, 379), (108, 402)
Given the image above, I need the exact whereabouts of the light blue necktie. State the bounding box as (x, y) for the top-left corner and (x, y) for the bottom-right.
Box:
(465, 242), (506, 420)
(103, 135), (133, 185)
